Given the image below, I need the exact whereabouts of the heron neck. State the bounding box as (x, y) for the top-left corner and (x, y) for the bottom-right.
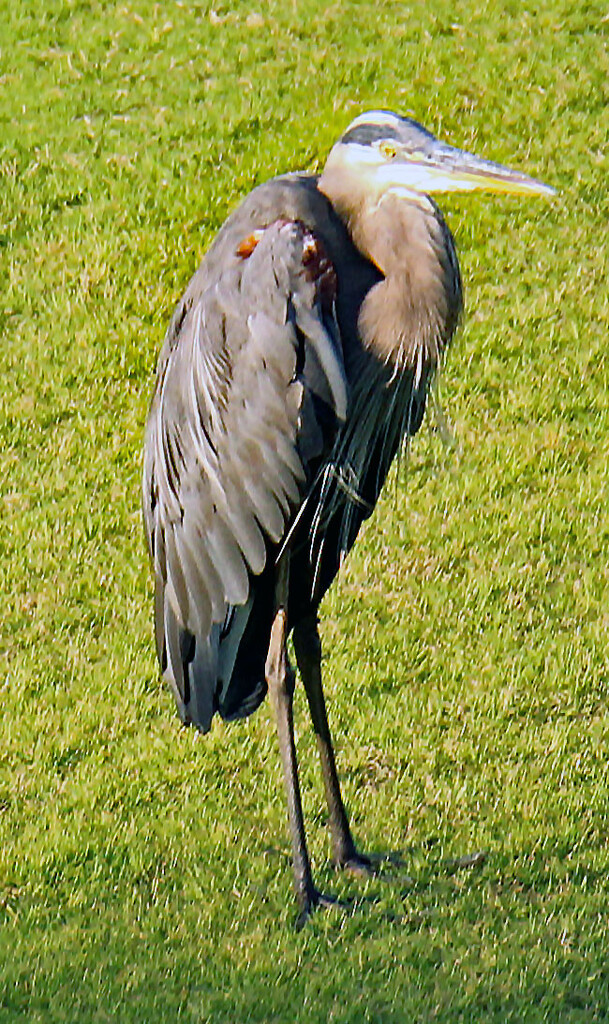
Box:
(320, 168), (459, 371)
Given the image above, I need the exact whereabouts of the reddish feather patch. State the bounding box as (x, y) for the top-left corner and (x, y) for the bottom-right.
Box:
(235, 220), (337, 310)
(301, 228), (337, 310)
(235, 229), (265, 258)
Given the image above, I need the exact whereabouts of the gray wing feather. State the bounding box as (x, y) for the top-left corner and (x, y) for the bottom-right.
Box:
(163, 599), (189, 712)
(292, 298), (347, 421)
(184, 634), (217, 728)
(143, 216), (347, 729)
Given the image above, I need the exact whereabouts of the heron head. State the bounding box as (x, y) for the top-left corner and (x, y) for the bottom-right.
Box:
(321, 110), (555, 202)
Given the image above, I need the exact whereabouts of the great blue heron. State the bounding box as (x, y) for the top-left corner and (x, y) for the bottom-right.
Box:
(142, 110), (553, 924)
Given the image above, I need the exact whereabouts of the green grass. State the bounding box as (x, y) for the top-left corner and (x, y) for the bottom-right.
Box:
(1, 0), (608, 1020)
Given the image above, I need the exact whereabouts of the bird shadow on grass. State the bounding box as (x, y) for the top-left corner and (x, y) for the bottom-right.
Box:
(260, 840), (488, 928)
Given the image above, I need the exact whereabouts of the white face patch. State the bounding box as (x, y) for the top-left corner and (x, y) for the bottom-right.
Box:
(339, 141), (384, 169)
(320, 140), (385, 191)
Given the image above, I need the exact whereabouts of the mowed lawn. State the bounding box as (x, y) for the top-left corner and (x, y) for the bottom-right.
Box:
(1, 1), (608, 1020)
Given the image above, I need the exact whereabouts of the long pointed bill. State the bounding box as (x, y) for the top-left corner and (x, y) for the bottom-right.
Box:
(380, 142), (556, 197)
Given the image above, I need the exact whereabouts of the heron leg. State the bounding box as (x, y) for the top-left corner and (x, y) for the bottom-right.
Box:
(293, 614), (372, 874)
(266, 560), (338, 924)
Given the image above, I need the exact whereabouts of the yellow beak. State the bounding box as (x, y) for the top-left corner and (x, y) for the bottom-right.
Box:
(379, 142), (556, 198)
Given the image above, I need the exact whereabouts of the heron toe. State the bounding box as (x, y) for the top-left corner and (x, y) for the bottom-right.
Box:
(336, 849), (376, 877)
(295, 887), (350, 930)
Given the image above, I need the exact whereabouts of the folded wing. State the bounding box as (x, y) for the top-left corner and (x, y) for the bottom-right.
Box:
(143, 218), (347, 730)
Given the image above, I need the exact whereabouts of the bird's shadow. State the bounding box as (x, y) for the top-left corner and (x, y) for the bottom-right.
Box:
(261, 842), (488, 927)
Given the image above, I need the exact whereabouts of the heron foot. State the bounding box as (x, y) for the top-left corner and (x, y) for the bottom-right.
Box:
(335, 850), (376, 877)
(295, 886), (349, 930)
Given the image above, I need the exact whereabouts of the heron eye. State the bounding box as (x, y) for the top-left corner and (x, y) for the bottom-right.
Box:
(380, 142), (397, 160)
